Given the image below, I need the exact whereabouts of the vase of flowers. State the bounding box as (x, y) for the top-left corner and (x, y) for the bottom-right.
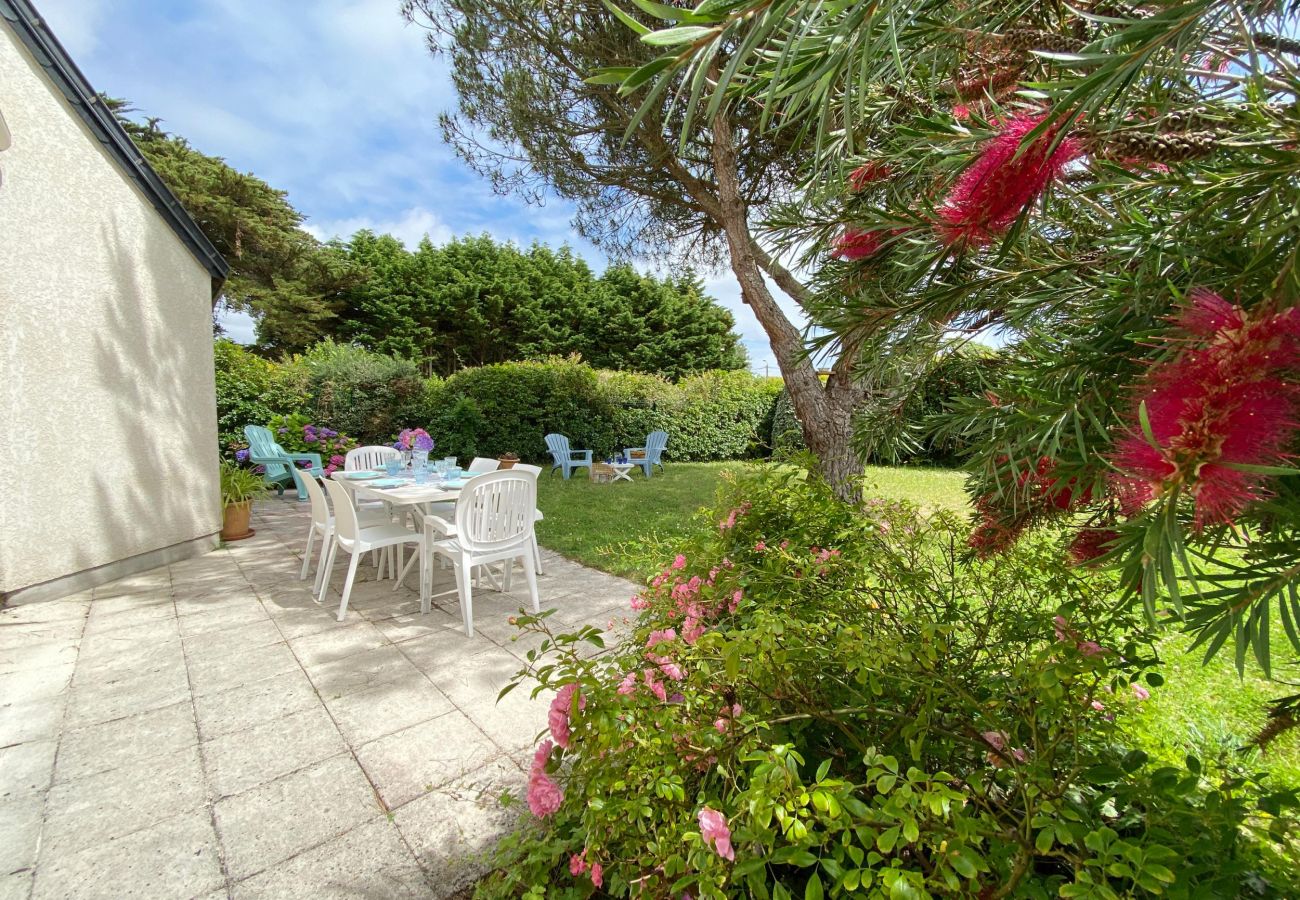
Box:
(394, 428), (435, 469)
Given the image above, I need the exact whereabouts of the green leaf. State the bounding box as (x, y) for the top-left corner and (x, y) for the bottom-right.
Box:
(805, 873), (824, 900)
(601, 0), (649, 35)
(641, 25), (718, 46)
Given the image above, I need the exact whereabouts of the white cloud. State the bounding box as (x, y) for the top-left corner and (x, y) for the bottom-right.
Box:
(304, 205), (455, 249)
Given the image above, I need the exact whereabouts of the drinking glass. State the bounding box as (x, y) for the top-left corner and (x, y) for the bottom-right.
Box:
(384, 459), (401, 477)
(414, 467), (430, 485)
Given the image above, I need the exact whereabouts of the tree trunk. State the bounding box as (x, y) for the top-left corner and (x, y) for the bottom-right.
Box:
(708, 114), (864, 500)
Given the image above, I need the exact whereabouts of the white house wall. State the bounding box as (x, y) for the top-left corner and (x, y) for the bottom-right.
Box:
(0, 24), (221, 596)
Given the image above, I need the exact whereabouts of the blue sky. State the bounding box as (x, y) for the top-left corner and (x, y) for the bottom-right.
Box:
(39, 0), (795, 375)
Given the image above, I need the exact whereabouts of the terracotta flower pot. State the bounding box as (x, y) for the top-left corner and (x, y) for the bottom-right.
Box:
(220, 500), (256, 541)
(498, 456), (518, 469)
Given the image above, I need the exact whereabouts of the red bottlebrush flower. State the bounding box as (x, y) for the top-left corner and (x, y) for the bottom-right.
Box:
(1068, 527), (1120, 566)
(936, 113), (1085, 247)
(848, 161), (893, 191)
(832, 227), (906, 261)
(1110, 291), (1300, 528)
(967, 493), (1030, 557)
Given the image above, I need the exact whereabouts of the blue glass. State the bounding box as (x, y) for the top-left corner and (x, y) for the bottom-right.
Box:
(445, 466), (463, 481)
(414, 468), (430, 485)
(384, 459), (401, 476)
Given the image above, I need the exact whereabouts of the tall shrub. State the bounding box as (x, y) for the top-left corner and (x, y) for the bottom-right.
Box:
(288, 340), (426, 444)
(213, 339), (302, 454)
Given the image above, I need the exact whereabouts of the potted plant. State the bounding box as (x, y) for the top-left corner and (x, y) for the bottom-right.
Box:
(220, 460), (268, 541)
(497, 451), (519, 469)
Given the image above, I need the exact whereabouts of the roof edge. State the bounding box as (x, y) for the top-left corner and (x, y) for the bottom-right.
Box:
(1, 0), (230, 295)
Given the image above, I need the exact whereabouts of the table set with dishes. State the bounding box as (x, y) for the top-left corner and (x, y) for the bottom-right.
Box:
(330, 455), (470, 509)
(305, 451), (543, 635)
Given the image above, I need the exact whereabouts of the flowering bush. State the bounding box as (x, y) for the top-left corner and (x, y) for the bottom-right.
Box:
(265, 413), (357, 475)
(477, 467), (1298, 898)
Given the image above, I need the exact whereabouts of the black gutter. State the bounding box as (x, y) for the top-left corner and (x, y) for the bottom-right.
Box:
(0, 0), (230, 296)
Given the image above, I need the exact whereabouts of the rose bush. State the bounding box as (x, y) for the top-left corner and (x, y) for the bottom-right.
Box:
(477, 466), (1298, 898)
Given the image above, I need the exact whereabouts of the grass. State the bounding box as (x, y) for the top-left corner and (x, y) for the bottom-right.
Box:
(536, 459), (1300, 790)
(535, 461), (969, 580)
(536, 462), (739, 580)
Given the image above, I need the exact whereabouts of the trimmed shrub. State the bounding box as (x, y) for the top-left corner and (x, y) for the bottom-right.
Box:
(213, 342), (783, 464)
(769, 387), (804, 458)
(424, 357), (617, 461)
(422, 358), (781, 463)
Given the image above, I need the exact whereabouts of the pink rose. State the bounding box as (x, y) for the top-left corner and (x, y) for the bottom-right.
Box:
(697, 807), (734, 860)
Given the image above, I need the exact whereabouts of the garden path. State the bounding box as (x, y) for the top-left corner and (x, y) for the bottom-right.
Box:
(0, 495), (637, 899)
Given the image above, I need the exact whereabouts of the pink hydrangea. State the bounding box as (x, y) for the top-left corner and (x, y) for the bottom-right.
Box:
(697, 807), (735, 860)
(527, 741), (563, 818)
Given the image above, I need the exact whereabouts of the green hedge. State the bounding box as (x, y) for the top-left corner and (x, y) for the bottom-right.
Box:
(424, 358), (782, 462)
(216, 342), (783, 462)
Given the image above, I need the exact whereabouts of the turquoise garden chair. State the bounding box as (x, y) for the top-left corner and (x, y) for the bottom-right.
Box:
(243, 424), (322, 500)
(544, 433), (593, 479)
(625, 430), (668, 478)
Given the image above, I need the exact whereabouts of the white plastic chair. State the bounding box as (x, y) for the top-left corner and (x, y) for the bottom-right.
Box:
(513, 463), (546, 575)
(294, 471), (389, 595)
(346, 445), (400, 471)
(420, 469), (540, 637)
(467, 457), (499, 474)
(320, 479), (424, 621)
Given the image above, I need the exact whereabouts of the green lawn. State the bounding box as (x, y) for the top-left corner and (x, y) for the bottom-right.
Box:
(535, 461), (968, 580)
(536, 459), (1299, 790)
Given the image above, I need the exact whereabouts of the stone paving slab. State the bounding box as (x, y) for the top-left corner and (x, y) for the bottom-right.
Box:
(0, 495), (640, 898)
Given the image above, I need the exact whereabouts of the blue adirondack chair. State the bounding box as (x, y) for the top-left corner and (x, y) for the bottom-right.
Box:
(243, 425), (323, 500)
(625, 430), (668, 478)
(544, 433), (593, 479)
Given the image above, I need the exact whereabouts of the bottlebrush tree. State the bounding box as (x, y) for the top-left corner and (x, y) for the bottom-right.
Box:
(610, 0), (1300, 690)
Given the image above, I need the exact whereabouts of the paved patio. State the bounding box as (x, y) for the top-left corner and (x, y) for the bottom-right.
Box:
(0, 495), (638, 899)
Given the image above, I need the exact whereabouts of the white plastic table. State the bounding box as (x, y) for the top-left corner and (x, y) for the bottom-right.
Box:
(328, 470), (460, 508)
(608, 463), (635, 482)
